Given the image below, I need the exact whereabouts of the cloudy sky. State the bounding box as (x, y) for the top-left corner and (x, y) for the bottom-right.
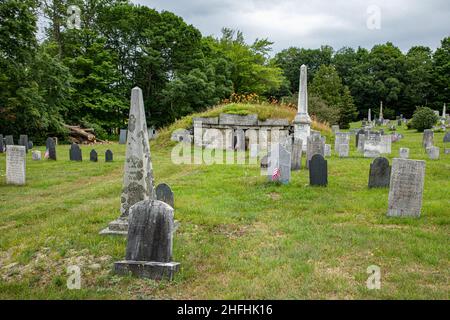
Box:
(133, 0), (450, 53)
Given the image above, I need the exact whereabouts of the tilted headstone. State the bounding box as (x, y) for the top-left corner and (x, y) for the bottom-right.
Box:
(114, 200), (180, 280)
(291, 138), (302, 171)
(101, 87), (155, 235)
(6, 145), (26, 185)
(324, 144), (331, 157)
(443, 132), (450, 143)
(309, 154), (327, 186)
(19, 135), (29, 153)
(387, 159), (425, 218)
(422, 130), (434, 149)
(399, 148), (410, 159)
(119, 129), (127, 144)
(335, 132), (350, 155)
(5, 135), (14, 147)
(338, 144), (349, 158)
(0, 134), (4, 153)
(426, 146), (440, 160)
(69, 143), (82, 161)
(267, 143), (291, 184)
(105, 150), (113, 162)
(32, 150), (42, 161)
(306, 133), (325, 168)
(46, 137), (56, 160)
(156, 183), (174, 208)
(368, 157), (391, 188)
(90, 149), (98, 162)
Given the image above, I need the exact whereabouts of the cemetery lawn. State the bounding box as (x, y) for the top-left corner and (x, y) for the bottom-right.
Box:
(0, 124), (449, 299)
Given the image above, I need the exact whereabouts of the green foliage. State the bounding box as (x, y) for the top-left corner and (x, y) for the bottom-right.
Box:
(410, 106), (439, 132)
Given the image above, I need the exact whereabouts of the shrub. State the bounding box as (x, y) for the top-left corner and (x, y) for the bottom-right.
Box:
(410, 106), (439, 132)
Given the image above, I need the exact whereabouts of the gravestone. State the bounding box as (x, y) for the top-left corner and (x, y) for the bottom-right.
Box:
(364, 134), (382, 158)
(114, 200), (180, 280)
(0, 134), (4, 153)
(443, 132), (450, 143)
(387, 159), (425, 218)
(69, 143), (82, 161)
(332, 125), (340, 134)
(306, 133), (325, 168)
(19, 135), (29, 153)
(5, 135), (14, 147)
(6, 146), (26, 185)
(324, 144), (331, 157)
(46, 137), (56, 160)
(335, 132), (350, 155)
(338, 144), (349, 158)
(368, 157), (391, 188)
(32, 150), (42, 161)
(399, 148), (410, 159)
(119, 129), (127, 144)
(156, 183), (174, 208)
(101, 87), (155, 235)
(28, 141), (33, 150)
(267, 144), (291, 184)
(380, 135), (392, 154)
(90, 149), (98, 162)
(291, 138), (302, 171)
(309, 154), (327, 186)
(105, 150), (113, 162)
(422, 129), (434, 149)
(234, 129), (245, 151)
(426, 146), (440, 160)
(356, 129), (365, 148)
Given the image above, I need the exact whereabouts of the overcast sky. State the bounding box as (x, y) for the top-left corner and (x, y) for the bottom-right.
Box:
(133, 0), (450, 53)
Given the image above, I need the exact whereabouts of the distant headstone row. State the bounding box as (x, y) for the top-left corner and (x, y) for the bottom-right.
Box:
(69, 144), (113, 162)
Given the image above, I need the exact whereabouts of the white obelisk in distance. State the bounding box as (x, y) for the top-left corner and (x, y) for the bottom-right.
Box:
(293, 64), (311, 149)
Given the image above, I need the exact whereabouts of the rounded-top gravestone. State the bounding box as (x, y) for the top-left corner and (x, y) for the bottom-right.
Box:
(105, 150), (113, 162)
(309, 154), (327, 186)
(45, 137), (56, 160)
(368, 157), (391, 188)
(156, 183), (174, 209)
(90, 149), (98, 162)
(69, 143), (82, 161)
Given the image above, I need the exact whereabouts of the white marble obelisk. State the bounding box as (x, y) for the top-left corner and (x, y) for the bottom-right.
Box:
(443, 103), (447, 118)
(368, 109), (372, 122)
(379, 101), (384, 121)
(293, 65), (311, 149)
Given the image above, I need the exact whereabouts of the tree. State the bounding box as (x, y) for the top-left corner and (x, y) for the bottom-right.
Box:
(432, 37), (450, 109)
(410, 107), (439, 132)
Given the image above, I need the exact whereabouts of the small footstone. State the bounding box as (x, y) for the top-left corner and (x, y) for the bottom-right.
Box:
(156, 183), (174, 208)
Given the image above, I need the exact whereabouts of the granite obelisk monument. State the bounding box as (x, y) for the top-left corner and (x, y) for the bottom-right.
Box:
(293, 64), (311, 149)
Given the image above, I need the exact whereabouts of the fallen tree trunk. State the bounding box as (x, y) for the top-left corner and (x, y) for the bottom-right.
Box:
(64, 124), (110, 145)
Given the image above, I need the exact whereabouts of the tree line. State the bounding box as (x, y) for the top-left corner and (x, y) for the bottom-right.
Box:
(1, 0), (448, 141)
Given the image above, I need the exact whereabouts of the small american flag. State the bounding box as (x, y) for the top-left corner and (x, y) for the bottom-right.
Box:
(44, 149), (49, 159)
(272, 167), (281, 181)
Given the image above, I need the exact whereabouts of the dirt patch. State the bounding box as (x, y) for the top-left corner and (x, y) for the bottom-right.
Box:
(268, 192), (281, 200)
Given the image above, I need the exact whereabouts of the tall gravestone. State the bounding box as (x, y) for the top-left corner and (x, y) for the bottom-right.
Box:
(119, 129), (127, 144)
(422, 130), (434, 149)
(387, 159), (425, 218)
(114, 200), (180, 280)
(380, 135), (392, 154)
(19, 135), (29, 153)
(335, 132), (350, 155)
(105, 150), (113, 162)
(5, 135), (14, 147)
(399, 148), (410, 159)
(156, 183), (174, 208)
(69, 143), (82, 161)
(46, 137), (56, 160)
(101, 87), (155, 235)
(368, 157), (391, 188)
(0, 134), (4, 153)
(267, 143), (291, 184)
(291, 138), (302, 171)
(309, 154), (327, 186)
(306, 133), (325, 168)
(293, 65), (311, 149)
(90, 149), (98, 162)
(6, 146), (26, 185)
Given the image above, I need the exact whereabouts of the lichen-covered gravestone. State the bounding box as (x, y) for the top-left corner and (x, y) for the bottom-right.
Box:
(291, 138), (302, 171)
(422, 129), (434, 149)
(6, 145), (26, 185)
(101, 87), (155, 235)
(105, 150), (113, 162)
(368, 157), (391, 188)
(399, 148), (410, 159)
(90, 149), (98, 162)
(364, 134), (382, 158)
(46, 137), (56, 160)
(156, 183), (174, 209)
(69, 143), (82, 161)
(309, 154), (327, 186)
(114, 200), (180, 280)
(387, 159), (425, 218)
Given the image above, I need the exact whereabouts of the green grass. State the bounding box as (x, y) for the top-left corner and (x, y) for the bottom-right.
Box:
(0, 123), (449, 299)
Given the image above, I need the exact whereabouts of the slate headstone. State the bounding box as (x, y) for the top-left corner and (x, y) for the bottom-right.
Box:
(368, 157), (391, 188)
(69, 143), (82, 161)
(46, 137), (56, 160)
(6, 145), (26, 185)
(19, 135), (29, 153)
(156, 183), (174, 208)
(309, 154), (327, 186)
(114, 200), (180, 280)
(356, 129), (365, 148)
(0, 134), (4, 153)
(399, 148), (410, 159)
(28, 141), (33, 150)
(90, 149), (98, 162)
(105, 150), (113, 162)
(119, 129), (127, 144)
(387, 159), (425, 218)
(234, 129), (245, 151)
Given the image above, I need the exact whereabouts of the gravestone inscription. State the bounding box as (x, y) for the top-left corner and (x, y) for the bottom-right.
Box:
(6, 145), (26, 185)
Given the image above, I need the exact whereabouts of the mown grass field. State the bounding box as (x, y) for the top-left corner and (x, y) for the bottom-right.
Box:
(0, 122), (449, 299)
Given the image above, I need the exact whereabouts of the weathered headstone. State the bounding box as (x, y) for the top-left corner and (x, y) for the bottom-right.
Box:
(332, 125), (340, 134)
(387, 159), (425, 218)
(422, 129), (434, 149)
(156, 183), (174, 208)
(5, 135), (14, 147)
(443, 132), (450, 143)
(46, 137), (56, 160)
(69, 143), (82, 161)
(101, 87), (155, 235)
(291, 138), (302, 171)
(6, 145), (26, 185)
(268, 144), (291, 184)
(338, 144), (349, 158)
(0, 134), (4, 153)
(309, 154), (327, 186)
(324, 144), (331, 157)
(426, 146), (440, 160)
(380, 134), (392, 154)
(19, 135), (29, 153)
(368, 157), (391, 188)
(335, 132), (350, 155)
(105, 150), (113, 162)
(399, 148), (410, 159)
(90, 149), (98, 162)
(356, 129), (365, 148)
(119, 129), (127, 144)
(32, 150), (42, 161)
(114, 200), (180, 280)
(306, 133), (325, 168)
(364, 134), (382, 158)
(234, 129), (245, 151)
